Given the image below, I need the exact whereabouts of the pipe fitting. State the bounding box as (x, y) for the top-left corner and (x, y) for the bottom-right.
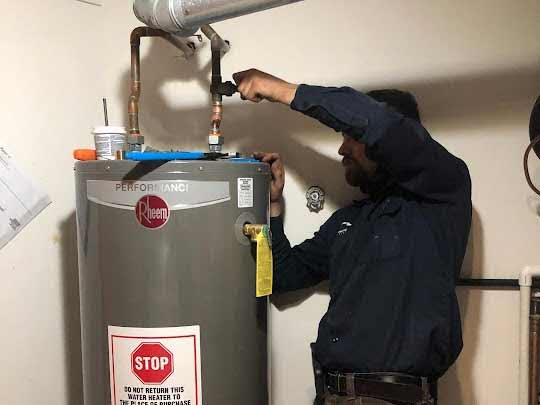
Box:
(211, 101), (223, 128)
(243, 224), (265, 242)
(201, 25), (230, 54)
(520, 266), (540, 287)
(208, 135), (224, 146)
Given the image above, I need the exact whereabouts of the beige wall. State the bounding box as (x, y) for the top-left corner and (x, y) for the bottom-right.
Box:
(1, 0), (539, 404)
(0, 1), (105, 403)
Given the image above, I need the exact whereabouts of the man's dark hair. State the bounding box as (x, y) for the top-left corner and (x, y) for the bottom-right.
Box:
(367, 89), (421, 123)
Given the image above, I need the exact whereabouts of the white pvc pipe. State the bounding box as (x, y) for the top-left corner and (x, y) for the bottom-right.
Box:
(519, 266), (540, 405)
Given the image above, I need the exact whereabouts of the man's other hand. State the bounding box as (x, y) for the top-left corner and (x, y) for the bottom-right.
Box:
(254, 152), (285, 217)
(233, 69), (298, 105)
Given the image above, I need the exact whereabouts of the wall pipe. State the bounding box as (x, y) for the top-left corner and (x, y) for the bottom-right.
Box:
(530, 294), (540, 405)
(128, 27), (195, 151)
(519, 266), (540, 405)
(457, 278), (540, 289)
(456, 271), (540, 404)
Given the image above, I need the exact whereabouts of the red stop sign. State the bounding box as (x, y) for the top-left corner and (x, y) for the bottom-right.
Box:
(131, 342), (174, 384)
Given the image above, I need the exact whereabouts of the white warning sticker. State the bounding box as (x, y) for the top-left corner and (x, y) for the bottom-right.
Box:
(238, 178), (254, 208)
(108, 326), (202, 405)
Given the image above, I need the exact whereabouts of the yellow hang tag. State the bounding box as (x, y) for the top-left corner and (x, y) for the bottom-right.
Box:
(255, 225), (273, 298)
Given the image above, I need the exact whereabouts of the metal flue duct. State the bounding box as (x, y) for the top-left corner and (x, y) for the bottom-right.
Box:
(133, 0), (303, 36)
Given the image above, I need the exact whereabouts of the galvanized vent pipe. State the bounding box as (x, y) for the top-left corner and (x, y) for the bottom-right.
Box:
(133, 0), (303, 36)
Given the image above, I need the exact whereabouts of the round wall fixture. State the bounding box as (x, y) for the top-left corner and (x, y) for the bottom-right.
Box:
(523, 95), (540, 195)
(306, 186), (325, 213)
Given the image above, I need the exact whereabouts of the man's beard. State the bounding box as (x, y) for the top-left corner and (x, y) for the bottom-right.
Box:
(344, 167), (371, 192)
(345, 166), (389, 196)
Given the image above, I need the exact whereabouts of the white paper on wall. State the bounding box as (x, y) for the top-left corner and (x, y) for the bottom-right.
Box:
(0, 144), (51, 250)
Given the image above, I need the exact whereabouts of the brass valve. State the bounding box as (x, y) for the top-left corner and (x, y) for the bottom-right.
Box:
(243, 224), (265, 242)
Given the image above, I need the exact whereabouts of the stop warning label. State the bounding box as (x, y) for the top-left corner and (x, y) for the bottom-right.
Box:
(109, 326), (202, 405)
(132, 343), (174, 384)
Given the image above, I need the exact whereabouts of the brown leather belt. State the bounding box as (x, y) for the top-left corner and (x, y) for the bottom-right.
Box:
(325, 371), (433, 404)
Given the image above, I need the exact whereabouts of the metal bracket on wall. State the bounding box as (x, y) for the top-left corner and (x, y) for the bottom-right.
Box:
(306, 186), (326, 213)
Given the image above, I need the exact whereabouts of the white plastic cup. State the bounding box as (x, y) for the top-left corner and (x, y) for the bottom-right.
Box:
(93, 126), (127, 160)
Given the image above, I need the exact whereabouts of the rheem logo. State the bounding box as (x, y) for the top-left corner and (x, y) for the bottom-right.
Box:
(135, 195), (170, 229)
(131, 342), (174, 385)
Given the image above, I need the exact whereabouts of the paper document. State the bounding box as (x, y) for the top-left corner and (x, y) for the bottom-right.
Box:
(0, 144), (51, 250)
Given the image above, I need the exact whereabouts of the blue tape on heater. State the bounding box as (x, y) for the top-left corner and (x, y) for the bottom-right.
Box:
(125, 151), (205, 161)
(228, 158), (260, 163)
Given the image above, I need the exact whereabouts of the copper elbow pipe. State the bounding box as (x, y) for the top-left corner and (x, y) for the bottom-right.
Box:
(128, 27), (195, 141)
(129, 28), (165, 137)
(129, 43), (141, 136)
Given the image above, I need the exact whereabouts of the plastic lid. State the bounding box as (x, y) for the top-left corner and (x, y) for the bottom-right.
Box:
(93, 126), (127, 135)
(73, 149), (97, 161)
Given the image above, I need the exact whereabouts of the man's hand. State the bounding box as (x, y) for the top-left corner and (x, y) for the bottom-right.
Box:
(254, 152), (285, 217)
(233, 69), (298, 105)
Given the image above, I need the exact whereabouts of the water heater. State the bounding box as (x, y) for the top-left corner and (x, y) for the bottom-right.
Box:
(75, 159), (271, 405)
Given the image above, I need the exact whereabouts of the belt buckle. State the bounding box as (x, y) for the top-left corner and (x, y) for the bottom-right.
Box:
(335, 373), (344, 395)
(345, 374), (355, 396)
(420, 377), (434, 404)
(329, 372), (344, 396)
(334, 373), (355, 396)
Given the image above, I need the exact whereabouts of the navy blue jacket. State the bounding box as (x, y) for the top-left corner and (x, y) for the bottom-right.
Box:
(271, 84), (472, 378)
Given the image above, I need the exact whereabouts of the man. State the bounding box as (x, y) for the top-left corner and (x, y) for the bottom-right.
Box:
(233, 69), (472, 405)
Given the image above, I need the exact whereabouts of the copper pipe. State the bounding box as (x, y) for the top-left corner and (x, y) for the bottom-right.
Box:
(129, 41), (141, 137)
(129, 28), (166, 136)
(210, 102), (223, 134)
(530, 315), (539, 405)
(128, 27), (195, 148)
(530, 295), (540, 405)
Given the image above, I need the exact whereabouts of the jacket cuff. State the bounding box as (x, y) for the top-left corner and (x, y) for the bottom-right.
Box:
(270, 215), (286, 242)
(290, 84), (321, 112)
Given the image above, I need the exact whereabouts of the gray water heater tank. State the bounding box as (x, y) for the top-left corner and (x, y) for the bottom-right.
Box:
(75, 160), (271, 405)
